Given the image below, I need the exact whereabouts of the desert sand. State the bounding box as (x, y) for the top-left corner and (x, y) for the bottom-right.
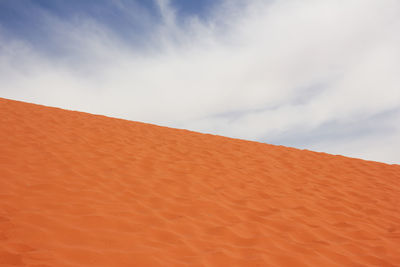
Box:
(0, 97), (399, 266)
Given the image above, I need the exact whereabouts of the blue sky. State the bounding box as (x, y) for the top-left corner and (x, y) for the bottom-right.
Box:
(1, 0), (399, 164)
(0, 0), (214, 52)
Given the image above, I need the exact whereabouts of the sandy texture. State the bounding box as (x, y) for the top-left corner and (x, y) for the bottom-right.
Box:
(0, 97), (399, 266)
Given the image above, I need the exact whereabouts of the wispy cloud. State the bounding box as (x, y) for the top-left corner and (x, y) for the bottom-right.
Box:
(0, 0), (399, 163)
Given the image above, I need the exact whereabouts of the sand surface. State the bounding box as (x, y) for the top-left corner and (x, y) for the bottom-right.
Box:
(0, 97), (400, 266)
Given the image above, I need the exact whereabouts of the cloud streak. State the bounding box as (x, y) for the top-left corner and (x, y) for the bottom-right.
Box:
(1, 0), (399, 163)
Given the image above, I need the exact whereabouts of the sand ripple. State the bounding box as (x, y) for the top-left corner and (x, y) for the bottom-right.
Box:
(1, 98), (400, 266)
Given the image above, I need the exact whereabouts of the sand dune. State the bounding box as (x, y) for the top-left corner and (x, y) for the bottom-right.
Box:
(0, 97), (399, 266)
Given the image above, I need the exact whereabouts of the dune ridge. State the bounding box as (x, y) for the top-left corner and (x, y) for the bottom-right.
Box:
(0, 97), (399, 266)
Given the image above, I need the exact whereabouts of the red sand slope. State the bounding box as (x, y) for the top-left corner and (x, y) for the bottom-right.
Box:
(0, 98), (400, 267)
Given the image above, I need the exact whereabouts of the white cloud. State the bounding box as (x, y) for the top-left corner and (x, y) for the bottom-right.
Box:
(0, 0), (399, 164)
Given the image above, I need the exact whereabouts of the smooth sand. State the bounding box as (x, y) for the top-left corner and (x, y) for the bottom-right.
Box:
(1, 97), (399, 266)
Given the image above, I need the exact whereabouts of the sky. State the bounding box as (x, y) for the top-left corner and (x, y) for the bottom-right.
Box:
(0, 0), (399, 164)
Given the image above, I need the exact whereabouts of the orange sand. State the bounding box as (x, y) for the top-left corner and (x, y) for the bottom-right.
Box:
(0, 97), (399, 267)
